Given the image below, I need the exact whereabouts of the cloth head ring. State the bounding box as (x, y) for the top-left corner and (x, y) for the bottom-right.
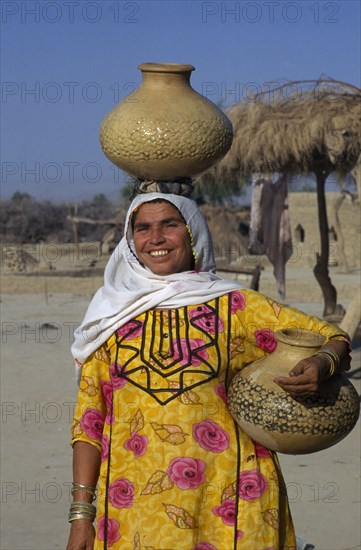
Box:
(130, 178), (194, 200)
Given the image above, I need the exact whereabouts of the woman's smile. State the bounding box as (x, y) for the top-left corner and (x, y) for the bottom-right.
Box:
(149, 249), (169, 257)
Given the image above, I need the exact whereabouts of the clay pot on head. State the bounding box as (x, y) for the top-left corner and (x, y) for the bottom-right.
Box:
(227, 328), (360, 454)
(99, 63), (233, 180)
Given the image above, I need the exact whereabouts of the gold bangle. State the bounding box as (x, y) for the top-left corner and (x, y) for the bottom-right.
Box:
(70, 505), (95, 512)
(314, 351), (335, 378)
(71, 488), (96, 501)
(70, 502), (96, 513)
(318, 349), (339, 365)
(68, 513), (95, 523)
(324, 350), (339, 366)
(69, 511), (95, 517)
(69, 501), (96, 523)
(328, 359), (335, 378)
(72, 481), (96, 495)
(69, 506), (96, 513)
(71, 482), (96, 501)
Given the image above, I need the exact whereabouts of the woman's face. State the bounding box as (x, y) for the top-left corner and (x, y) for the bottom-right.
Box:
(132, 201), (194, 276)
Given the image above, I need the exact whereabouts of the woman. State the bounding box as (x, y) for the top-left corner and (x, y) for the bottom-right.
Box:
(67, 192), (350, 550)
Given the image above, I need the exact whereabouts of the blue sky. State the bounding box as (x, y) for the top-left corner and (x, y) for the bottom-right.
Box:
(1, 0), (360, 202)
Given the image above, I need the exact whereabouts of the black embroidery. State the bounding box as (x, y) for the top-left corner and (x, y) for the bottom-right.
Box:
(112, 301), (223, 405)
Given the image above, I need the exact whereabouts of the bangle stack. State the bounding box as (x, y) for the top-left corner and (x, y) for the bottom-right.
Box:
(68, 501), (96, 523)
(68, 483), (97, 523)
(314, 350), (339, 378)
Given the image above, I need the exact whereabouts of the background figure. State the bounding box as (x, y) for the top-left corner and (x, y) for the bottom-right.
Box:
(249, 174), (293, 300)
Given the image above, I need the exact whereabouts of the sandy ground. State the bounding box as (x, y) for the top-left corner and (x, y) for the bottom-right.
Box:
(1, 263), (360, 550)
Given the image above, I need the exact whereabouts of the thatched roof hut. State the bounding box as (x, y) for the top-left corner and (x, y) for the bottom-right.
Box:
(198, 79), (361, 186)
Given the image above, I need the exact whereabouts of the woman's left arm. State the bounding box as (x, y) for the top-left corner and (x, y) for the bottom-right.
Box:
(234, 289), (352, 395)
(274, 338), (351, 396)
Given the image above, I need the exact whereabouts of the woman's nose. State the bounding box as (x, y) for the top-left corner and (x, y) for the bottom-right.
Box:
(149, 226), (166, 244)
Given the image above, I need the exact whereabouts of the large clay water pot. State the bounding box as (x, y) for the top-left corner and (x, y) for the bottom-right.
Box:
(99, 62), (233, 180)
(227, 328), (360, 454)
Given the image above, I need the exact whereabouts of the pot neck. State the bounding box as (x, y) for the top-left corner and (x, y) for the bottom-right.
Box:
(139, 63), (195, 90)
(275, 329), (325, 352)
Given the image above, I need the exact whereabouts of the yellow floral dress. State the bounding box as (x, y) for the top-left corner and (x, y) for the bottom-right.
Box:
(71, 289), (348, 550)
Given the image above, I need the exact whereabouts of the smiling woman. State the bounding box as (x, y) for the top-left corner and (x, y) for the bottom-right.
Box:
(132, 200), (194, 275)
(67, 192), (352, 550)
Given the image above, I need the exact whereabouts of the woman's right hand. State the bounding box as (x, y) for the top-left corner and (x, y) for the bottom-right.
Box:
(66, 519), (95, 550)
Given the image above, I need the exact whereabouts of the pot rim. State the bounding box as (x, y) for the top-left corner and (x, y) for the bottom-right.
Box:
(138, 62), (195, 73)
(276, 328), (326, 348)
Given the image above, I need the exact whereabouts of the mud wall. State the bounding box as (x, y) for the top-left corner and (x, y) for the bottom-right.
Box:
(288, 192), (360, 268)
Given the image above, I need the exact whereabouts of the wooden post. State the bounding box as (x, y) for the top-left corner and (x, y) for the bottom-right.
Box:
(333, 191), (349, 273)
(313, 170), (337, 316)
(73, 204), (80, 260)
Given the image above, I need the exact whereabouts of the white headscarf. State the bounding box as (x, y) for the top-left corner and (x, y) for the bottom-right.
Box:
(72, 193), (241, 382)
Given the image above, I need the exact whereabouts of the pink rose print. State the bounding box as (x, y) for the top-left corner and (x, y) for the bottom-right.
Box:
(189, 306), (224, 334)
(101, 381), (113, 408)
(109, 362), (127, 390)
(124, 432), (148, 458)
(172, 338), (209, 366)
(116, 320), (143, 339)
(238, 469), (268, 501)
(108, 478), (134, 509)
(97, 516), (121, 547)
(167, 457), (206, 489)
(230, 290), (246, 313)
(254, 328), (277, 352)
(214, 382), (227, 404)
(237, 530), (244, 540)
(192, 419), (229, 453)
(100, 381), (115, 425)
(212, 499), (236, 525)
(192, 543), (217, 550)
(80, 408), (104, 441)
(254, 442), (271, 458)
(105, 411), (115, 426)
(101, 434), (109, 462)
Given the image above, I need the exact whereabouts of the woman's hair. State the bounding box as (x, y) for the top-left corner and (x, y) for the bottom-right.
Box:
(130, 199), (167, 232)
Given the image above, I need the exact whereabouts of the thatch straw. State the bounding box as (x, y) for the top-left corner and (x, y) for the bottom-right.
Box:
(197, 78), (361, 187)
